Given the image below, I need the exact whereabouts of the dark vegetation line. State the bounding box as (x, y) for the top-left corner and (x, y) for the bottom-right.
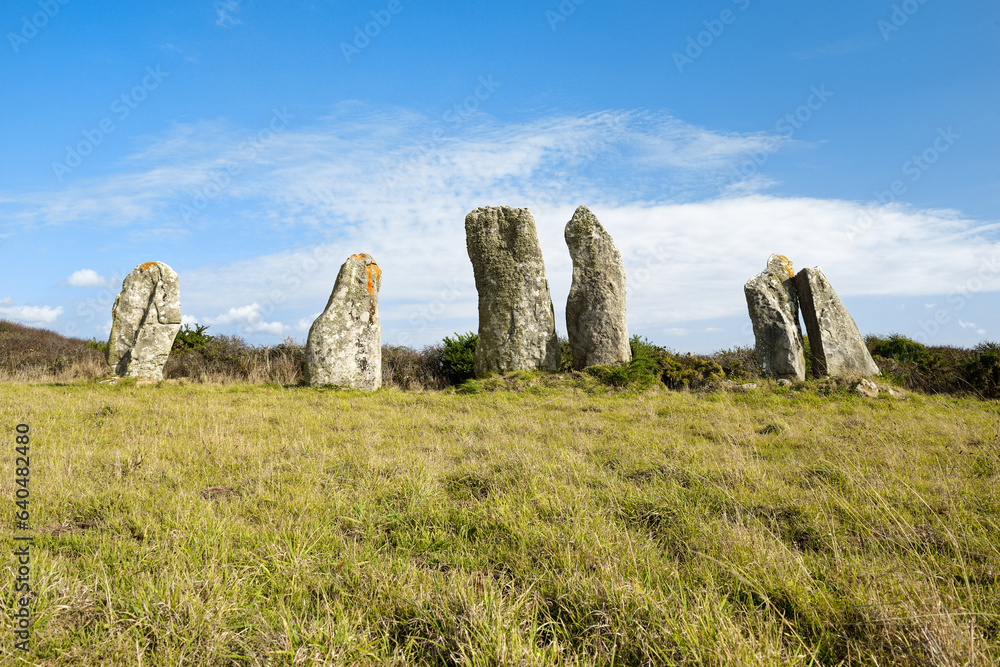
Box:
(1, 319), (998, 397)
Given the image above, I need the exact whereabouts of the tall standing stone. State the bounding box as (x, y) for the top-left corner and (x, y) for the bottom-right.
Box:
(465, 206), (560, 376)
(107, 261), (182, 380)
(795, 267), (880, 377)
(744, 254), (806, 381)
(306, 253), (382, 390)
(564, 205), (630, 369)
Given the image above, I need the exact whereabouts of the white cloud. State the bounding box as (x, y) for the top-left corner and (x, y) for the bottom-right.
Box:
(959, 320), (987, 335)
(66, 269), (109, 288)
(204, 303), (284, 338)
(181, 314), (200, 327)
(0, 301), (64, 325)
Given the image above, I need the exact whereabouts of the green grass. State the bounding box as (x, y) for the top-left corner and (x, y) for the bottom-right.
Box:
(1, 378), (998, 665)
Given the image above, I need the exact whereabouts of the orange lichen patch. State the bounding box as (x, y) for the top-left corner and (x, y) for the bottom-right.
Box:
(138, 261), (159, 271)
(350, 253), (380, 294)
(350, 253), (381, 294)
(365, 263), (382, 295)
(775, 254), (794, 279)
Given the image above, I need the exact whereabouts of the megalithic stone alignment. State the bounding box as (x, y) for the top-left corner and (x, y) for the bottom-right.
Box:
(744, 254), (807, 381)
(564, 205), (631, 369)
(794, 267), (880, 377)
(107, 261), (183, 381)
(305, 253), (382, 391)
(465, 206), (560, 376)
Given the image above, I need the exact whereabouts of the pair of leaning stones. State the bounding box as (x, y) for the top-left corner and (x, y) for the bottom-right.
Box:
(744, 254), (880, 381)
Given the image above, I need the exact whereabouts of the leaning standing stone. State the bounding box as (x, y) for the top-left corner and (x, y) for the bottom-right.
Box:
(795, 267), (880, 377)
(465, 206), (560, 376)
(744, 254), (806, 381)
(564, 205), (630, 369)
(107, 261), (182, 380)
(306, 253), (382, 390)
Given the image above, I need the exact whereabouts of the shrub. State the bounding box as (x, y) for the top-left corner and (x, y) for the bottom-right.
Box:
(0, 319), (105, 381)
(867, 333), (928, 364)
(866, 334), (977, 395)
(172, 324), (213, 353)
(964, 342), (1000, 399)
(440, 332), (477, 385)
(710, 346), (760, 381)
(659, 353), (725, 390)
(382, 344), (448, 390)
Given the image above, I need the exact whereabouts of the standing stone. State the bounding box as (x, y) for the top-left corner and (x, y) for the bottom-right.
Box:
(744, 254), (806, 381)
(795, 267), (880, 377)
(564, 205), (630, 369)
(306, 253), (382, 390)
(107, 261), (182, 380)
(465, 206), (559, 376)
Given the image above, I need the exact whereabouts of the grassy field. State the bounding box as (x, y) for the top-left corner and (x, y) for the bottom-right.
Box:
(1, 376), (998, 666)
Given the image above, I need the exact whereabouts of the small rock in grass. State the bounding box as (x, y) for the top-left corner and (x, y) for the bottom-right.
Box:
(853, 378), (879, 398)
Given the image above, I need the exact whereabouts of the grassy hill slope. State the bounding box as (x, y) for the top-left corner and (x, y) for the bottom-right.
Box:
(1, 380), (997, 665)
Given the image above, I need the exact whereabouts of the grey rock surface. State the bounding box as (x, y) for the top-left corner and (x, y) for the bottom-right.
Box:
(744, 254), (806, 381)
(564, 205), (631, 369)
(465, 206), (560, 376)
(306, 253), (382, 390)
(795, 267), (880, 378)
(107, 261), (182, 380)
(853, 378), (879, 398)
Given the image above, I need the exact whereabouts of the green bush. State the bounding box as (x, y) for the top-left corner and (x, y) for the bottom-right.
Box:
(440, 332), (477, 385)
(586, 336), (724, 391)
(867, 333), (928, 363)
(710, 346), (760, 381)
(172, 324), (214, 353)
(964, 342), (1000, 399)
(866, 334), (976, 395)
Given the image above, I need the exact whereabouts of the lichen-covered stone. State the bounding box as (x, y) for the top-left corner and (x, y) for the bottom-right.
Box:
(564, 205), (630, 369)
(465, 206), (559, 376)
(744, 254), (806, 381)
(795, 267), (880, 378)
(306, 253), (382, 390)
(107, 261), (182, 380)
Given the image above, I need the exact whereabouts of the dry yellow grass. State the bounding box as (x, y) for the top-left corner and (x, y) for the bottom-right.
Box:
(0, 376), (998, 665)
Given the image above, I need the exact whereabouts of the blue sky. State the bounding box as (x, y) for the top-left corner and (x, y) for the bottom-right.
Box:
(2, 0), (998, 352)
